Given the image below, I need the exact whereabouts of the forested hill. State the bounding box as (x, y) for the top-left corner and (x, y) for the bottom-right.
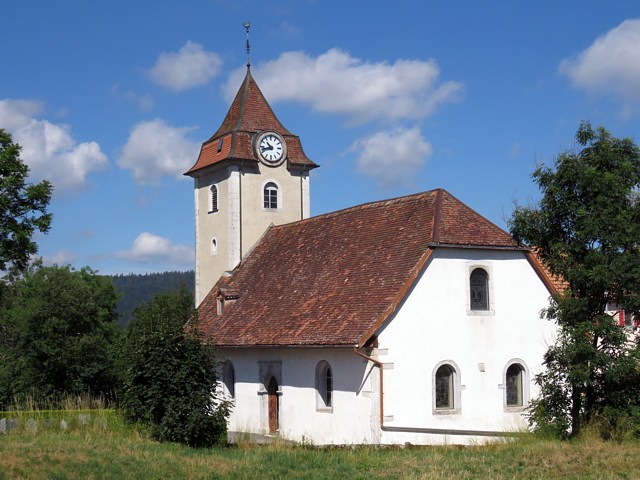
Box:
(105, 271), (195, 327)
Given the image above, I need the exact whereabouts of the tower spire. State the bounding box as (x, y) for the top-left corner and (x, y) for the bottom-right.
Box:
(243, 21), (251, 68)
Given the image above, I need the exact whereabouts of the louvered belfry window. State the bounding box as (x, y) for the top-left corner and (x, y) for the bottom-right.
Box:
(210, 185), (218, 213)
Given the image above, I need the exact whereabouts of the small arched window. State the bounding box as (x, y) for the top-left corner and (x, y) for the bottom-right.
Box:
(263, 182), (278, 210)
(506, 363), (524, 407)
(209, 185), (218, 213)
(211, 237), (217, 255)
(222, 360), (235, 399)
(435, 364), (455, 410)
(470, 268), (489, 310)
(315, 361), (333, 411)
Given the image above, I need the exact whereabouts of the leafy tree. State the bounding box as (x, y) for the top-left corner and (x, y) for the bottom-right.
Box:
(509, 122), (640, 438)
(0, 129), (52, 275)
(119, 289), (229, 447)
(0, 265), (120, 406)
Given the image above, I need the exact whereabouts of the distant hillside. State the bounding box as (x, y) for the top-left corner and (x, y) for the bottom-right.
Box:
(105, 271), (195, 327)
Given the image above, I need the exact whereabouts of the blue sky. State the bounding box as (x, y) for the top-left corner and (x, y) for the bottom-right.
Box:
(2, 0), (639, 275)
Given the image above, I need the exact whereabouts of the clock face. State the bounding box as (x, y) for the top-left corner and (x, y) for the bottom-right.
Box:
(256, 132), (286, 165)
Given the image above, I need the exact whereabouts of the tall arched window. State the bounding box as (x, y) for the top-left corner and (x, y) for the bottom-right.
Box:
(506, 363), (524, 407)
(315, 360), (333, 411)
(209, 185), (218, 213)
(263, 182), (278, 209)
(470, 268), (489, 310)
(435, 364), (455, 410)
(222, 360), (235, 399)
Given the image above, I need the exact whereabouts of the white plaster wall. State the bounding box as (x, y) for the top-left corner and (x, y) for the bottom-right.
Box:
(218, 348), (376, 445)
(377, 248), (557, 445)
(239, 164), (306, 254)
(194, 168), (232, 306)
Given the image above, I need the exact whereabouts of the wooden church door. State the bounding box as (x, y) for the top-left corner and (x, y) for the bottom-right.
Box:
(267, 376), (279, 433)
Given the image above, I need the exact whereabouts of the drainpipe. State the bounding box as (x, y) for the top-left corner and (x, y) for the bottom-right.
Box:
(353, 345), (385, 426)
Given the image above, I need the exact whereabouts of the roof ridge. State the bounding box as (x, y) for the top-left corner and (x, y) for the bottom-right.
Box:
(271, 189), (442, 230)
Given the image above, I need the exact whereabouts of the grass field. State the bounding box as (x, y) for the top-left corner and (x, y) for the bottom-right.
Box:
(0, 410), (639, 479)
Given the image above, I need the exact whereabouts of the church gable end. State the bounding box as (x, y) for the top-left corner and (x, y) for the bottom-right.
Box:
(196, 189), (529, 347)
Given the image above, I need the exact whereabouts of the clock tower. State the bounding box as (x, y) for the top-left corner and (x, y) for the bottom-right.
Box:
(185, 67), (318, 306)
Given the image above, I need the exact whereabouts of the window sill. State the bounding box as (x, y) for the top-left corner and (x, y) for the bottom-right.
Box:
(466, 309), (495, 316)
(432, 408), (461, 415)
(316, 406), (333, 414)
(504, 405), (526, 413)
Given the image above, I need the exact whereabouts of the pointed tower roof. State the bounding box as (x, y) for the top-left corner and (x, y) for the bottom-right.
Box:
(185, 68), (318, 176)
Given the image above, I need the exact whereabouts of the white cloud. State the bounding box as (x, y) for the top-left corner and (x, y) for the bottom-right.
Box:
(352, 126), (432, 188)
(0, 99), (108, 192)
(225, 48), (463, 124)
(560, 18), (640, 102)
(150, 41), (222, 91)
(41, 250), (78, 266)
(116, 232), (194, 265)
(118, 119), (200, 183)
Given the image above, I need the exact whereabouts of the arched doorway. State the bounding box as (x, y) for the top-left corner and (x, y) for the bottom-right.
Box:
(267, 376), (279, 434)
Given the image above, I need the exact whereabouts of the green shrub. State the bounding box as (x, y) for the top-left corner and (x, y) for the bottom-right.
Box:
(118, 289), (229, 448)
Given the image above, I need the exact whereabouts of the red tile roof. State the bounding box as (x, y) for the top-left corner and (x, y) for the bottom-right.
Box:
(196, 189), (527, 348)
(185, 68), (318, 176)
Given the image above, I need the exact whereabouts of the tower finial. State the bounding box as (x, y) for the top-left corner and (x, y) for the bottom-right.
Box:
(243, 21), (251, 68)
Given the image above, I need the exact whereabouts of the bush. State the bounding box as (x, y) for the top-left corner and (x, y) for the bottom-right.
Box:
(118, 289), (229, 447)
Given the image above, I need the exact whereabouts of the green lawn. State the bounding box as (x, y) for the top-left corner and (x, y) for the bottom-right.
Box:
(0, 412), (639, 479)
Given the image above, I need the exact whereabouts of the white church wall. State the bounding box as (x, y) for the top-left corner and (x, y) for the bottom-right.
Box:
(218, 347), (376, 445)
(377, 248), (557, 445)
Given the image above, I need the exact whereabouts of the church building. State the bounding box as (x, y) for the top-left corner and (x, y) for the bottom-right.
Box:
(185, 66), (559, 445)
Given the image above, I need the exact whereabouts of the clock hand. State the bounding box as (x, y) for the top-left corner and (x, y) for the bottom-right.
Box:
(261, 144), (274, 152)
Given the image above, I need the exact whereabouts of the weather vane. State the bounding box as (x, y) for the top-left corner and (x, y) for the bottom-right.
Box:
(243, 21), (251, 68)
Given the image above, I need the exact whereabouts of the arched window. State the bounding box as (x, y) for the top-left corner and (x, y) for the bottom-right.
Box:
(506, 363), (524, 407)
(470, 268), (489, 310)
(222, 360), (235, 399)
(209, 185), (218, 213)
(435, 364), (455, 410)
(315, 361), (333, 411)
(263, 182), (278, 210)
(210, 237), (217, 255)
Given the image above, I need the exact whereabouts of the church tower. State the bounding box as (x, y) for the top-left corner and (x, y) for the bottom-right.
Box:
(185, 67), (318, 306)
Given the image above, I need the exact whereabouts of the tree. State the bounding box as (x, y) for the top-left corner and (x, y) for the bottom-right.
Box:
(0, 129), (52, 275)
(119, 289), (229, 447)
(509, 122), (640, 438)
(0, 266), (121, 405)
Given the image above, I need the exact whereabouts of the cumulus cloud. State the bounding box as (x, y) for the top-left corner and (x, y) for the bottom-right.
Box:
(116, 232), (194, 265)
(150, 41), (222, 91)
(118, 119), (200, 183)
(560, 18), (640, 103)
(224, 48), (463, 124)
(0, 99), (108, 192)
(351, 126), (433, 188)
(41, 250), (78, 267)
